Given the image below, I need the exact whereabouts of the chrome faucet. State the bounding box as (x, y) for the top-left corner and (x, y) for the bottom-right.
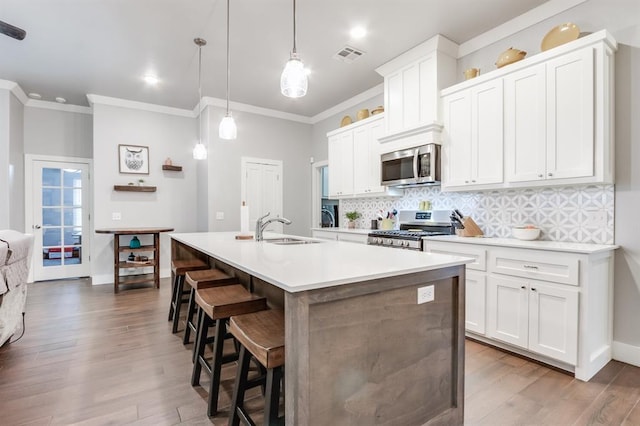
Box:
(255, 212), (292, 241)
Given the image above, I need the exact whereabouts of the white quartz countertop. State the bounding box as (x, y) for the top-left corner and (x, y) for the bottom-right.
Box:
(171, 232), (472, 293)
(424, 235), (618, 254)
(310, 227), (373, 235)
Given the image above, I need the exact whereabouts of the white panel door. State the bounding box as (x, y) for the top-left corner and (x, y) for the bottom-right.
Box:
(327, 132), (354, 197)
(465, 271), (487, 335)
(504, 64), (547, 182)
(31, 160), (91, 281)
(528, 280), (579, 364)
(442, 90), (472, 187)
(487, 275), (529, 349)
(472, 79), (504, 185)
(242, 159), (283, 233)
(352, 126), (370, 194)
(546, 48), (594, 180)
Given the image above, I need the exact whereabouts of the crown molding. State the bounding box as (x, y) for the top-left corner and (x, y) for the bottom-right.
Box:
(86, 94), (194, 117)
(310, 83), (384, 124)
(457, 0), (588, 57)
(0, 80), (28, 104)
(25, 99), (92, 114)
(200, 96), (312, 124)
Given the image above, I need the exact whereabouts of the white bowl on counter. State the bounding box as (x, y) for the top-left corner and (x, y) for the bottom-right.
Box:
(512, 226), (541, 241)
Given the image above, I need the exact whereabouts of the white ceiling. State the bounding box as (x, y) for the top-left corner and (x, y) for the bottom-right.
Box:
(2, 0), (571, 116)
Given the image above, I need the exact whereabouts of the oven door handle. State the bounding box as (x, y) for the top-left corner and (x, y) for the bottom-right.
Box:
(412, 148), (420, 181)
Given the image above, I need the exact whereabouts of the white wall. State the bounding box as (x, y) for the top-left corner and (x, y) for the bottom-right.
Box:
(0, 90), (9, 229)
(24, 107), (92, 158)
(91, 103), (198, 284)
(612, 44), (640, 363)
(9, 93), (24, 232)
(0, 89), (26, 231)
(204, 105), (313, 236)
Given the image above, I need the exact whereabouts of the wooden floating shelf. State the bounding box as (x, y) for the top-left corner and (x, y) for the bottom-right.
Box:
(113, 185), (157, 192)
(162, 165), (182, 171)
(118, 245), (157, 253)
(118, 261), (156, 269)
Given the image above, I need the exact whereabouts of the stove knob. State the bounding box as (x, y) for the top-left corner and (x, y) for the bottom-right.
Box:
(403, 241), (409, 247)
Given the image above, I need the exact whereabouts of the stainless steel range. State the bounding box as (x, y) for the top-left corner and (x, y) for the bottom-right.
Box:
(367, 210), (454, 250)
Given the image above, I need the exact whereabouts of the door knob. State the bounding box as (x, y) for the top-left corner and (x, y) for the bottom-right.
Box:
(34, 225), (41, 229)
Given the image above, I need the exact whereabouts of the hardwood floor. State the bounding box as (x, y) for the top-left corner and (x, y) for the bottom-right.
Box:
(1, 278), (638, 425)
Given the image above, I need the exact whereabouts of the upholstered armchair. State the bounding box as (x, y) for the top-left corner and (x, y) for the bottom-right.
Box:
(0, 230), (34, 346)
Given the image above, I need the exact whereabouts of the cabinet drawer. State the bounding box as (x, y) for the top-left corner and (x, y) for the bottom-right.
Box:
(489, 249), (579, 286)
(337, 233), (368, 244)
(424, 242), (487, 271)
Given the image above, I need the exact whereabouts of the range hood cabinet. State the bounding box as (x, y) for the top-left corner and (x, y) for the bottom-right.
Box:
(375, 34), (459, 152)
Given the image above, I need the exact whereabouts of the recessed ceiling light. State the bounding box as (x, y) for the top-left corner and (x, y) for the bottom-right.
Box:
(143, 74), (159, 85)
(28, 93), (42, 99)
(55, 97), (66, 103)
(350, 26), (367, 39)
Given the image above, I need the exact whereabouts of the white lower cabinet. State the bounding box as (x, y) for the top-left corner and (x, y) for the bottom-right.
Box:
(465, 270), (487, 335)
(424, 238), (615, 381)
(487, 274), (578, 365)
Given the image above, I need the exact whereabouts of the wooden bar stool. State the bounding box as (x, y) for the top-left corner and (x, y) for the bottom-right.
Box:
(191, 285), (268, 417)
(169, 259), (209, 333)
(183, 269), (237, 346)
(228, 309), (285, 426)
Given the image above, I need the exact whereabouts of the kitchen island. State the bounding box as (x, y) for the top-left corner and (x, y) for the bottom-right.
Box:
(171, 232), (472, 425)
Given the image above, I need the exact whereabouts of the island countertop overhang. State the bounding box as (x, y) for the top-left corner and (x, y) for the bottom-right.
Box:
(170, 232), (473, 293)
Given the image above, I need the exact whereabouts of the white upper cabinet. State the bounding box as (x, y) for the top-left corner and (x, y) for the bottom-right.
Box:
(506, 48), (595, 183)
(441, 30), (616, 192)
(327, 132), (354, 198)
(442, 79), (503, 190)
(504, 63), (547, 182)
(328, 115), (402, 198)
(545, 48), (594, 180)
(376, 35), (458, 153)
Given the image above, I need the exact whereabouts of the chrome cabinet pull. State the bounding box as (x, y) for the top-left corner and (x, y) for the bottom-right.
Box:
(523, 264), (539, 269)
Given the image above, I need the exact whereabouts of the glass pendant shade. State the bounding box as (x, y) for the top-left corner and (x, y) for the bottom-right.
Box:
(280, 54), (307, 98)
(219, 113), (237, 140)
(193, 141), (207, 160)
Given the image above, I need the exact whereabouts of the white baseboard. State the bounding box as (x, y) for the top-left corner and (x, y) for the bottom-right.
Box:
(90, 268), (171, 286)
(612, 341), (640, 367)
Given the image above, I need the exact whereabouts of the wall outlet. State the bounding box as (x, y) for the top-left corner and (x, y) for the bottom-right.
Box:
(112, 212), (121, 220)
(215, 211), (224, 220)
(585, 209), (607, 228)
(417, 285), (435, 304)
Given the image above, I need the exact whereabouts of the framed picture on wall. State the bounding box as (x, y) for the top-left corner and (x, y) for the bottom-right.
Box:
(118, 144), (149, 174)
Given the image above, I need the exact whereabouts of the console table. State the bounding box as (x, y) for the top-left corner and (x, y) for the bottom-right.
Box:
(95, 227), (174, 293)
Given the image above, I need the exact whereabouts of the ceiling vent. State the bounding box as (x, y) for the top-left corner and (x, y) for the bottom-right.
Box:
(333, 45), (365, 63)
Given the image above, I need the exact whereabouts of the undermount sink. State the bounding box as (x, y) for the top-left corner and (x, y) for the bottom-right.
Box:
(264, 238), (320, 245)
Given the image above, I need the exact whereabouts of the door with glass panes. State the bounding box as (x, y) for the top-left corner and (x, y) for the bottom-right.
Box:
(32, 161), (91, 281)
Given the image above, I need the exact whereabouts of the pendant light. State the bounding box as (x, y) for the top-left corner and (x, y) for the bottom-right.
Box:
(193, 37), (208, 160)
(219, 0), (237, 139)
(280, 0), (307, 98)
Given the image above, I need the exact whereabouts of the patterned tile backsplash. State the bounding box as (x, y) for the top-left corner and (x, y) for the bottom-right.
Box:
(340, 184), (614, 244)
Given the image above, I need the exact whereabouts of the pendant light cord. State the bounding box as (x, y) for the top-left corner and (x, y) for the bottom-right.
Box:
(292, 0), (297, 54)
(226, 0), (231, 114)
(198, 42), (203, 144)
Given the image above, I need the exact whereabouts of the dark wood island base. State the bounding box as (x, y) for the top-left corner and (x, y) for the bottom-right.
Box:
(171, 235), (466, 425)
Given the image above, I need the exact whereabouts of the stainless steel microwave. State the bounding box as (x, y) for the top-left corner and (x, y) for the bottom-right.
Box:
(380, 144), (441, 187)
